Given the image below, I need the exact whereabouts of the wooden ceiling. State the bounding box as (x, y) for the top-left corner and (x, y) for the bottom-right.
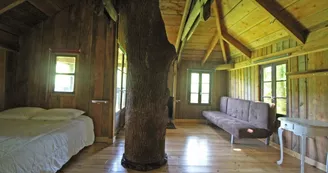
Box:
(160, 0), (328, 64)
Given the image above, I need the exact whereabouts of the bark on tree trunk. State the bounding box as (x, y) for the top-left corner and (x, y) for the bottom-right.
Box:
(119, 0), (176, 171)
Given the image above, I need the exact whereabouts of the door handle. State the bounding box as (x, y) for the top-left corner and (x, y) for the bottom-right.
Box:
(91, 100), (108, 104)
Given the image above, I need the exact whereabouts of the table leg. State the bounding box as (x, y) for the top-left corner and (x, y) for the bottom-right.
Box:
(300, 135), (306, 173)
(277, 127), (284, 165)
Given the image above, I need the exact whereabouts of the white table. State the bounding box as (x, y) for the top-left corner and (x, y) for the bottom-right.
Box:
(277, 117), (328, 173)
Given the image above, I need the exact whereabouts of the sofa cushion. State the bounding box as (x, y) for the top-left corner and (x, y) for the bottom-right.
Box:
(219, 96), (229, 113)
(226, 98), (250, 121)
(248, 102), (270, 129)
(202, 111), (229, 126)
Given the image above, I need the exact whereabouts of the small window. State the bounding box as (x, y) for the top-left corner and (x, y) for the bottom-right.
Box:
(54, 55), (76, 93)
(115, 47), (128, 113)
(188, 70), (212, 104)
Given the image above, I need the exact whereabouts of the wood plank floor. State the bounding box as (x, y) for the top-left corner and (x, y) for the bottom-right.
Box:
(59, 123), (324, 173)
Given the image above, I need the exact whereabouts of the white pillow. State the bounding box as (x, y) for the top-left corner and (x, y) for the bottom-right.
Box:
(0, 107), (46, 120)
(31, 108), (85, 120)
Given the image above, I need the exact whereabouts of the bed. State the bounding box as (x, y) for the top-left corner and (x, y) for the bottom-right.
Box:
(0, 115), (95, 173)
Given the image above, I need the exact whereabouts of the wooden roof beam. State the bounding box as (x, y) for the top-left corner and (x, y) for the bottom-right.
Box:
(212, 0), (227, 63)
(175, 0), (192, 51)
(213, 0), (251, 59)
(201, 32), (219, 65)
(103, 0), (118, 22)
(0, 0), (25, 15)
(27, 0), (57, 17)
(252, 0), (307, 44)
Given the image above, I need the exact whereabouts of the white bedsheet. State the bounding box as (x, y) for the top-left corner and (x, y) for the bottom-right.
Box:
(0, 115), (95, 173)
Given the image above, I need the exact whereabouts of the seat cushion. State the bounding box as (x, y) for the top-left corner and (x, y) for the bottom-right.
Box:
(248, 102), (270, 129)
(226, 98), (251, 121)
(219, 96), (229, 113)
(202, 111), (229, 126)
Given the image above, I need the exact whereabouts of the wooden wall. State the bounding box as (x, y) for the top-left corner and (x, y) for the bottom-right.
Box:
(228, 38), (328, 165)
(6, 0), (117, 139)
(176, 60), (228, 119)
(0, 49), (6, 111)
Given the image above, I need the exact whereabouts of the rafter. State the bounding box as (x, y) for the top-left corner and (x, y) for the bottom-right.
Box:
(175, 0), (192, 51)
(27, 0), (57, 17)
(176, 0), (192, 65)
(213, 0), (251, 59)
(201, 32), (219, 65)
(0, 0), (25, 15)
(252, 0), (307, 44)
(212, 0), (227, 63)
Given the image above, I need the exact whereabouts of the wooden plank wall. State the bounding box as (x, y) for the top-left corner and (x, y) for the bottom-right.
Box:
(0, 49), (6, 111)
(176, 60), (228, 119)
(228, 38), (328, 164)
(6, 0), (117, 138)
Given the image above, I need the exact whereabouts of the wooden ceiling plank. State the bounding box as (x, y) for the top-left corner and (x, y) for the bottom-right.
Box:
(252, 0), (307, 44)
(0, 23), (20, 35)
(27, 0), (57, 17)
(0, 0), (26, 15)
(212, 0), (227, 63)
(201, 32), (219, 65)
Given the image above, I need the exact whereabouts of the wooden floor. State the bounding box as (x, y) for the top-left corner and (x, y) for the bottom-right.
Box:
(59, 123), (324, 173)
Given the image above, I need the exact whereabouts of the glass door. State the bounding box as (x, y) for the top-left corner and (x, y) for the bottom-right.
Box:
(261, 62), (287, 115)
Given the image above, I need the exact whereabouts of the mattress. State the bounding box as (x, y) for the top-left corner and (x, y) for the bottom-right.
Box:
(0, 115), (95, 173)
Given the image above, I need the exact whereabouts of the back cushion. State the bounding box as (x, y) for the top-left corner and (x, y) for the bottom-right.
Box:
(248, 102), (270, 129)
(226, 98), (250, 121)
(219, 97), (229, 113)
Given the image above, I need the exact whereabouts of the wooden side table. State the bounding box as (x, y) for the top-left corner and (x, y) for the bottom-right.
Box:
(277, 117), (328, 173)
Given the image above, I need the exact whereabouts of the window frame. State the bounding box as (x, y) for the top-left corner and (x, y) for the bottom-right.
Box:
(260, 61), (288, 116)
(52, 52), (78, 95)
(187, 69), (213, 105)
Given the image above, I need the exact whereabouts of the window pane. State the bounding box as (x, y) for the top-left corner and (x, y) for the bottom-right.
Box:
(54, 75), (74, 92)
(115, 89), (121, 112)
(56, 56), (76, 73)
(202, 83), (210, 93)
(202, 73), (210, 84)
(263, 82), (272, 97)
(190, 94), (198, 104)
(201, 94), (209, 104)
(117, 70), (122, 88)
(276, 98), (287, 115)
(263, 66), (272, 81)
(263, 97), (272, 104)
(121, 90), (126, 109)
(123, 55), (127, 73)
(118, 49), (123, 70)
(191, 83), (199, 93)
(276, 81), (287, 97)
(122, 73), (127, 89)
(276, 64), (286, 80)
(191, 73), (199, 84)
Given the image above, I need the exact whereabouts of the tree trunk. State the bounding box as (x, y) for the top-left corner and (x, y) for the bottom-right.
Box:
(119, 0), (176, 171)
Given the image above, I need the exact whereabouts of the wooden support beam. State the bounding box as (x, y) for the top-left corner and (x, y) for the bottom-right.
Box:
(27, 0), (57, 17)
(212, 0), (251, 59)
(212, 0), (227, 63)
(175, 0), (192, 50)
(230, 27), (328, 70)
(0, 29), (19, 52)
(221, 31), (251, 58)
(181, 0), (210, 41)
(0, 24), (20, 36)
(103, 0), (118, 22)
(216, 63), (234, 70)
(201, 32), (219, 65)
(177, 39), (186, 65)
(0, 0), (25, 15)
(252, 0), (306, 44)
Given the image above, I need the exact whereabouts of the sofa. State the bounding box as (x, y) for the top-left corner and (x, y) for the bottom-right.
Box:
(202, 96), (275, 145)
